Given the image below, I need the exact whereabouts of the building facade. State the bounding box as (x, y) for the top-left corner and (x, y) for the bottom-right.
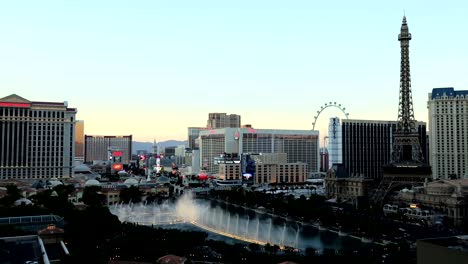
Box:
(320, 147), (329, 172)
(207, 113), (241, 129)
(163, 146), (176, 157)
(0, 94), (76, 179)
(84, 135), (132, 164)
(341, 119), (427, 179)
(75, 120), (84, 163)
(428, 87), (468, 179)
(188, 114), (240, 151)
(397, 179), (468, 226)
(188, 127), (206, 149)
(328, 117), (342, 169)
(218, 163), (242, 181)
(325, 164), (374, 206)
(199, 128), (319, 176)
(218, 160), (307, 184)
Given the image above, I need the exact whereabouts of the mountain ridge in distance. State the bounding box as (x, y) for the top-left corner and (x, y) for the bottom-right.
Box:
(132, 140), (188, 154)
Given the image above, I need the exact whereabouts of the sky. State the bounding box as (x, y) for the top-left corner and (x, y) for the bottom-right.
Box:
(1, 1), (467, 143)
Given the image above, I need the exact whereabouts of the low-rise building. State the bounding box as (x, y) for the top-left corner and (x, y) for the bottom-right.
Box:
(325, 164), (373, 207)
(218, 163), (242, 181)
(105, 189), (121, 206)
(217, 153), (307, 184)
(397, 179), (468, 226)
(258, 163), (308, 184)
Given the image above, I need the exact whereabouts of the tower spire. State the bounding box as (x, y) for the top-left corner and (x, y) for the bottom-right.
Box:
(397, 15), (413, 134)
(391, 16), (423, 163)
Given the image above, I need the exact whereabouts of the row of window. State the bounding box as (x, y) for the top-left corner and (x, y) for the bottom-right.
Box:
(0, 168), (69, 178)
(434, 98), (468, 102)
(0, 108), (66, 118)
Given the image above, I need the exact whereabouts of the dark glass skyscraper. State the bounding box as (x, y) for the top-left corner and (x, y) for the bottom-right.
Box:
(341, 119), (427, 180)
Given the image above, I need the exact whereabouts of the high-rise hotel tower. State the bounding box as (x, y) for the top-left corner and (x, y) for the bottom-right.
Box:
(207, 113), (241, 129)
(428, 87), (468, 179)
(84, 135), (132, 164)
(0, 94), (76, 179)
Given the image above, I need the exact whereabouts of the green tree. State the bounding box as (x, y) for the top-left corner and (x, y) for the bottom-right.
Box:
(119, 186), (143, 204)
(82, 186), (105, 207)
(323, 248), (336, 256)
(305, 247), (317, 257)
(64, 206), (121, 262)
(53, 184), (75, 198)
(248, 243), (260, 252)
(28, 186), (75, 216)
(0, 184), (22, 207)
(265, 243), (280, 255)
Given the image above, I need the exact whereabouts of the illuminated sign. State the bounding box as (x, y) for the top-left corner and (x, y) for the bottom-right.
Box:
(112, 164), (123, 171)
(112, 151), (123, 156)
(0, 102), (30, 108)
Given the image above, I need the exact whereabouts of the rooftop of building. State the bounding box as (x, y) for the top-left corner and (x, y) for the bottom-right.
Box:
(342, 119), (426, 125)
(455, 178), (468, 184)
(0, 94), (74, 109)
(199, 127), (319, 135)
(38, 224), (64, 235)
(0, 215), (64, 226)
(0, 234), (68, 263)
(0, 179), (34, 188)
(431, 87), (468, 99)
(435, 178), (468, 186)
(0, 235), (44, 263)
(425, 179), (468, 194)
(84, 135), (132, 138)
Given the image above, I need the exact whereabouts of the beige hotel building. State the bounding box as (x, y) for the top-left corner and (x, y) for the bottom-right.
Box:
(218, 153), (308, 184)
(428, 87), (468, 179)
(0, 94), (76, 179)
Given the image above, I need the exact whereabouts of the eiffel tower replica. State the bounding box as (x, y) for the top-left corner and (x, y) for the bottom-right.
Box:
(372, 16), (432, 205)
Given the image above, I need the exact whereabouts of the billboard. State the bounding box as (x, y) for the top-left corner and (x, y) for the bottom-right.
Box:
(110, 150), (123, 174)
(241, 154), (256, 185)
(112, 151), (123, 163)
(214, 153), (240, 165)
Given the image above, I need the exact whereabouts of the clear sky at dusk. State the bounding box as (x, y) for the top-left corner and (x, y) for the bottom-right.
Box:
(1, 1), (467, 143)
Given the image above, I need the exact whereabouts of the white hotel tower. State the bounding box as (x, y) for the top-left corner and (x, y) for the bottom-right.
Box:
(328, 117), (343, 169)
(0, 94), (76, 179)
(428, 87), (468, 179)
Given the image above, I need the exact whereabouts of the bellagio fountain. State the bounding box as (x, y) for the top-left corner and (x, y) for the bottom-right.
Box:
(110, 192), (302, 249)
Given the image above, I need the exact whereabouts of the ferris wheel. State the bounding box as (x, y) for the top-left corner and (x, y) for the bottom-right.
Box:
(312, 102), (349, 131)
